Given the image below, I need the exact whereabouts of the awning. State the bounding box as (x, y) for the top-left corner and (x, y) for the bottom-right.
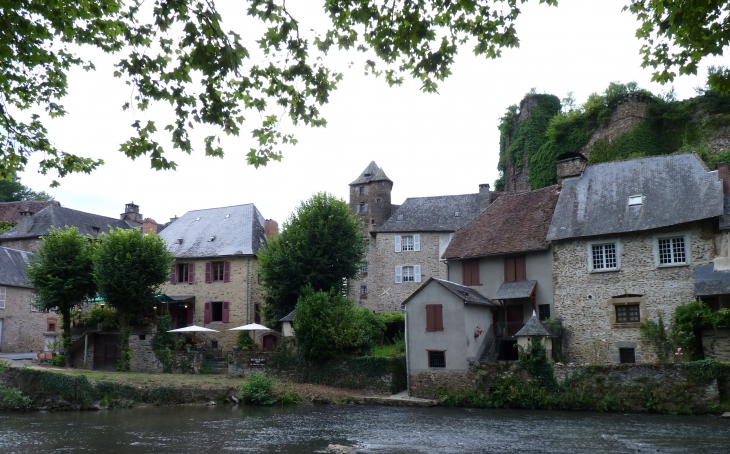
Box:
(694, 263), (730, 296)
(494, 280), (537, 300)
(166, 295), (196, 302)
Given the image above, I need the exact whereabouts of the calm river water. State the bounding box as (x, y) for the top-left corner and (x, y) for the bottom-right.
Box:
(1, 405), (729, 453)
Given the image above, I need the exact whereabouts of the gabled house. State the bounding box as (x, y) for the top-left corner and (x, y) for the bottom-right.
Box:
(157, 204), (275, 351)
(0, 246), (58, 353)
(441, 185), (560, 360)
(546, 153), (725, 364)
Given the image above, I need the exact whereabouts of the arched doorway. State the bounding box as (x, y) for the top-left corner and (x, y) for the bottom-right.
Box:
(262, 334), (278, 352)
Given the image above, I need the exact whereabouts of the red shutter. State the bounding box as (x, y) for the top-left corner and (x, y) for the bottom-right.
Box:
(426, 305), (435, 331)
(204, 302), (211, 324)
(462, 261), (471, 286)
(505, 258), (516, 282)
(434, 304), (444, 331)
(186, 305), (194, 325)
(205, 262), (212, 283)
(222, 302), (230, 323)
(515, 256), (526, 281)
(170, 265), (177, 285)
(188, 263), (195, 284)
(223, 261), (231, 283)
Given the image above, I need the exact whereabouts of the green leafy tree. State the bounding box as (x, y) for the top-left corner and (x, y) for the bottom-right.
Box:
(258, 192), (364, 322)
(0, 176), (53, 202)
(293, 287), (384, 360)
(25, 227), (97, 364)
(93, 228), (173, 371)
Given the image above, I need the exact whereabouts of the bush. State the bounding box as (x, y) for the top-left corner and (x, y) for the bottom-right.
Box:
(0, 386), (32, 410)
(237, 330), (253, 350)
(239, 372), (278, 405)
(50, 354), (65, 367)
(79, 306), (120, 330)
(378, 311), (405, 343)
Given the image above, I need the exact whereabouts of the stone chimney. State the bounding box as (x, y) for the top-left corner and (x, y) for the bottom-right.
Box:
(169, 215), (178, 224)
(121, 202), (143, 228)
(264, 219), (279, 240)
(16, 208), (34, 235)
(556, 153), (588, 187)
(718, 162), (730, 195)
(142, 218), (158, 235)
(479, 184), (492, 213)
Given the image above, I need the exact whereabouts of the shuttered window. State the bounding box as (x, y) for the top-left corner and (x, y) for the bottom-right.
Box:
(504, 256), (526, 282)
(0, 286), (5, 309)
(426, 304), (444, 332)
(462, 259), (480, 286)
(396, 265), (421, 283)
(206, 261), (231, 283)
(395, 234), (420, 252)
(208, 301), (229, 323)
(172, 263), (194, 284)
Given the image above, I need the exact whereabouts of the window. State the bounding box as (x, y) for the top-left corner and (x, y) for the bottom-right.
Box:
(139, 334), (146, 341)
(538, 304), (551, 321)
(205, 261), (230, 283)
(426, 304), (444, 332)
(616, 305), (640, 323)
(360, 262), (369, 274)
(358, 203), (368, 213)
(396, 214), (404, 221)
(254, 304), (261, 324)
(171, 263), (194, 284)
(47, 318), (57, 332)
(376, 198), (381, 204)
(658, 237), (686, 265)
(360, 285), (368, 299)
(591, 243), (618, 271)
(359, 186), (366, 195)
(394, 234), (420, 252)
(0, 286), (5, 309)
(628, 195), (643, 206)
(504, 256), (526, 282)
(395, 265), (421, 283)
(462, 259), (480, 286)
(378, 181), (383, 185)
(204, 301), (229, 323)
(371, 219), (376, 225)
(428, 351), (446, 368)
(619, 348), (636, 364)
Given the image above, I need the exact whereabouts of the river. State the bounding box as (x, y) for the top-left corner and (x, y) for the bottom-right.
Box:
(1, 405), (728, 453)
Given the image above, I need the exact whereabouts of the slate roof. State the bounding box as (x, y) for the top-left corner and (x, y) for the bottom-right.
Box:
(158, 204), (267, 258)
(442, 186), (559, 259)
(547, 154), (724, 241)
(515, 314), (554, 337)
(0, 201), (60, 224)
(0, 205), (130, 240)
(403, 278), (499, 307)
(376, 193), (481, 233)
(0, 246), (33, 288)
(280, 310), (296, 322)
(694, 263), (730, 296)
(350, 161), (393, 185)
(494, 280), (537, 300)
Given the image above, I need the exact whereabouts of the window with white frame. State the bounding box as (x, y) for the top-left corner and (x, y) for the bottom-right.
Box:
(395, 265), (421, 283)
(0, 286), (5, 309)
(360, 261), (368, 274)
(402, 266), (415, 281)
(402, 236), (414, 251)
(591, 243), (618, 270)
(394, 234), (420, 252)
(658, 236), (686, 265)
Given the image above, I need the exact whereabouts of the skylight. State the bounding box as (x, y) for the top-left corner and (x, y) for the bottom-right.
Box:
(628, 195), (643, 206)
(397, 214), (404, 221)
(195, 217), (201, 221)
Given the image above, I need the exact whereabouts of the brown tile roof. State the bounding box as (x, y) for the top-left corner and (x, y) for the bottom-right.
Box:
(0, 201), (60, 224)
(442, 186), (559, 259)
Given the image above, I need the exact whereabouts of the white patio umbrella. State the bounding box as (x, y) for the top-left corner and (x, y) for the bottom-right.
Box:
(168, 325), (220, 333)
(228, 323), (269, 331)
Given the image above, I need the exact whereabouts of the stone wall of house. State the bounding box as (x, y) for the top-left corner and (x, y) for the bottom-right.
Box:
(0, 238), (41, 252)
(409, 369), (473, 398)
(130, 331), (164, 373)
(370, 232), (448, 312)
(702, 329), (730, 362)
(0, 285), (57, 353)
(71, 342), (95, 370)
(553, 221), (714, 364)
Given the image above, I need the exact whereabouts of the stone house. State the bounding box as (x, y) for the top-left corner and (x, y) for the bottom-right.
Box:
(349, 162), (491, 312)
(157, 204), (276, 351)
(0, 200), (60, 225)
(441, 185), (560, 360)
(0, 246), (59, 353)
(546, 153), (725, 364)
(403, 278), (499, 393)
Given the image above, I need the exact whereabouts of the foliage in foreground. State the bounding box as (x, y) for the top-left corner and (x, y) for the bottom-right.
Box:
(0, 386), (32, 411)
(239, 372), (278, 405)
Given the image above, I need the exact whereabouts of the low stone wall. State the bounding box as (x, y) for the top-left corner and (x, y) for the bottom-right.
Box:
(703, 329), (730, 362)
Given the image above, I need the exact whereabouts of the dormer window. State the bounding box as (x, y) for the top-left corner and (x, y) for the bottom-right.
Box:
(176, 238), (184, 244)
(364, 173), (371, 177)
(628, 195), (643, 206)
(454, 211), (460, 217)
(225, 214), (230, 219)
(208, 236), (216, 242)
(397, 214), (404, 221)
(195, 217), (201, 221)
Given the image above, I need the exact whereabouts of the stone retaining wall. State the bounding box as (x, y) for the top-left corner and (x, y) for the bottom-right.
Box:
(703, 330), (730, 362)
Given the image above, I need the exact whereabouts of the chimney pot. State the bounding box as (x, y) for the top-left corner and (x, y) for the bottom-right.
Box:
(718, 162), (730, 195)
(264, 219), (279, 240)
(478, 184), (492, 213)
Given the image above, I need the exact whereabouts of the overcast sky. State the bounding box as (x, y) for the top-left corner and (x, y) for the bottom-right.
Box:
(16, 0), (723, 227)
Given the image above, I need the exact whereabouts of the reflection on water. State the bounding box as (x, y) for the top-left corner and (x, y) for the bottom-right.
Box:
(1, 404), (728, 453)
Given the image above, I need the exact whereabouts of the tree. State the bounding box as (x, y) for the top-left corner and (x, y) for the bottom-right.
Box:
(93, 227), (173, 371)
(258, 192), (364, 322)
(25, 227), (97, 365)
(0, 176), (53, 202)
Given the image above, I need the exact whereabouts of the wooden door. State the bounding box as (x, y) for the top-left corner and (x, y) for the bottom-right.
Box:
(506, 305), (523, 336)
(262, 335), (277, 352)
(93, 334), (120, 370)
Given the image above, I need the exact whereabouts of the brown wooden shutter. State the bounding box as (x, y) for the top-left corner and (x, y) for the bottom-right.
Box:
(471, 260), (480, 285)
(504, 258), (516, 282)
(223, 261), (231, 282)
(434, 304), (444, 331)
(170, 265), (177, 285)
(462, 261), (472, 286)
(222, 302), (230, 323)
(186, 305), (194, 325)
(187, 263), (195, 283)
(426, 305), (435, 332)
(205, 262), (212, 283)
(515, 256), (526, 281)
(204, 302), (211, 324)
(254, 304), (261, 324)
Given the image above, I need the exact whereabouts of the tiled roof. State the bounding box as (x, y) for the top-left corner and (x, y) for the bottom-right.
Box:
(515, 314), (554, 337)
(403, 278), (499, 307)
(350, 161), (393, 185)
(158, 204), (266, 258)
(0, 246), (33, 288)
(494, 280), (537, 300)
(376, 193), (480, 233)
(0, 205), (129, 240)
(0, 201), (60, 224)
(547, 154), (724, 241)
(280, 310), (296, 322)
(442, 186), (559, 259)
(694, 263), (730, 296)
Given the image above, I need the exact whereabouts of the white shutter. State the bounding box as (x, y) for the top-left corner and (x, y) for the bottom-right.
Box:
(414, 265), (421, 282)
(414, 234), (421, 251)
(394, 235), (401, 252)
(395, 266), (402, 283)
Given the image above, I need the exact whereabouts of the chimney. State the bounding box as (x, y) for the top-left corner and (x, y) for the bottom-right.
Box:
(479, 184), (492, 213)
(16, 208), (34, 235)
(169, 215), (178, 224)
(264, 219), (279, 240)
(121, 202), (144, 228)
(142, 218), (158, 235)
(556, 153), (587, 187)
(718, 162), (730, 196)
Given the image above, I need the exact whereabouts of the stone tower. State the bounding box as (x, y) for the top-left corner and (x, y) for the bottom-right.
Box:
(349, 161), (393, 236)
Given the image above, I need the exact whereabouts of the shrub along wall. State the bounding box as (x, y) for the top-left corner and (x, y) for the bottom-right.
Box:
(411, 361), (728, 414)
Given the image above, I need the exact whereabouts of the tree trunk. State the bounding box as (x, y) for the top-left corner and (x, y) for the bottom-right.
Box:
(119, 311), (132, 371)
(61, 307), (72, 367)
